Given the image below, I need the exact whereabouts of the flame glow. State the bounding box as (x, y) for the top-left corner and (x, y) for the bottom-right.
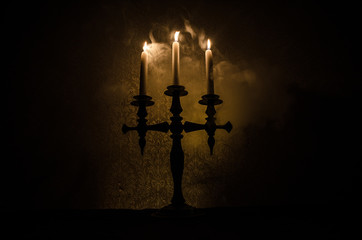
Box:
(143, 41), (148, 51)
(207, 39), (211, 50)
(174, 31), (180, 42)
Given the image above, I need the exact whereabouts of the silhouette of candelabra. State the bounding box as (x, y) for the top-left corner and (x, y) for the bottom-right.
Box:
(122, 84), (232, 216)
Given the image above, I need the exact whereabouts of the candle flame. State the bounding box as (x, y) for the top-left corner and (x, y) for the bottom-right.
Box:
(143, 41), (148, 51)
(174, 31), (180, 42)
(207, 39), (211, 50)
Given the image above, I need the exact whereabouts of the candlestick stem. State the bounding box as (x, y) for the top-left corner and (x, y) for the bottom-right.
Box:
(164, 85), (188, 207)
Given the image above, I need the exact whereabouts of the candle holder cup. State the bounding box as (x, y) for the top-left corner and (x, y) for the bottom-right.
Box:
(122, 87), (232, 217)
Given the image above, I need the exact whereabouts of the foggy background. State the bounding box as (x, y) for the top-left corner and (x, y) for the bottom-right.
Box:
(3, 1), (361, 209)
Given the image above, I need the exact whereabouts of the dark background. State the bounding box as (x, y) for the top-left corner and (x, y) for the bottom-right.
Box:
(3, 0), (361, 213)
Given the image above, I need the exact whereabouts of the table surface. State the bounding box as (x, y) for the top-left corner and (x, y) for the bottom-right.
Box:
(2, 205), (358, 239)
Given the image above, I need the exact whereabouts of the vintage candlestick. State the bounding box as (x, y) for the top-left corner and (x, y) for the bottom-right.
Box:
(122, 86), (232, 216)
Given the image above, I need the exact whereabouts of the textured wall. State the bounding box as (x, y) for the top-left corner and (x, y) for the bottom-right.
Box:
(4, 1), (360, 209)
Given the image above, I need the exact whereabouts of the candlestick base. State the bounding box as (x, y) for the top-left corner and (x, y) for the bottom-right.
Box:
(199, 94), (223, 105)
(131, 95), (154, 106)
(151, 203), (204, 218)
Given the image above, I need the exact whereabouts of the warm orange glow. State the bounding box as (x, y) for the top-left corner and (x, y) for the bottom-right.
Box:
(174, 31), (180, 42)
(207, 39), (211, 50)
(143, 41), (148, 51)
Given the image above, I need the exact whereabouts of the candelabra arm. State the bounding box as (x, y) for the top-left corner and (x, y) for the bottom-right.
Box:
(122, 124), (137, 134)
(147, 122), (169, 133)
(184, 121), (205, 133)
(216, 121), (233, 133)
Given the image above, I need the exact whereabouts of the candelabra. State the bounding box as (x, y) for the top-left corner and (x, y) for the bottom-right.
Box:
(122, 85), (232, 216)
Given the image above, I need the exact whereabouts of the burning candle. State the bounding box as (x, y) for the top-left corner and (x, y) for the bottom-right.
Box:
(172, 31), (180, 85)
(205, 39), (214, 94)
(139, 41), (148, 95)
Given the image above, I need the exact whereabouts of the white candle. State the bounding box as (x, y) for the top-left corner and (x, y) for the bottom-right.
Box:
(172, 31), (180, 85)
(139, 41), (148, 95)
(205, 39), (214, 94)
